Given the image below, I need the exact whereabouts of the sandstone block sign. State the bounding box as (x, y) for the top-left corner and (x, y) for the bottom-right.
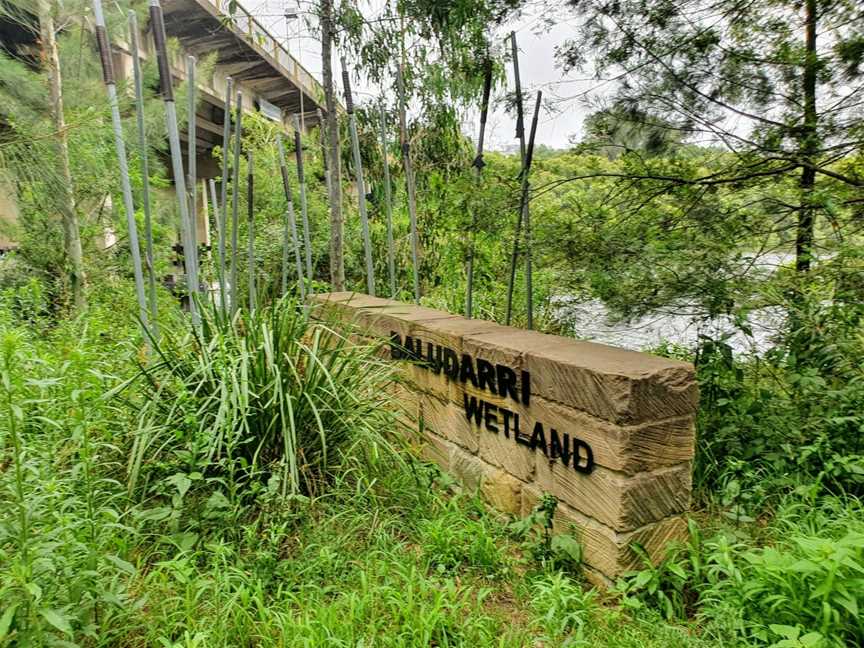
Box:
(311, 292), (698, 586)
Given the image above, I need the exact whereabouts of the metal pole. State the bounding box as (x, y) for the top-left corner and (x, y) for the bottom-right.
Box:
(218, 78), (233, 313)
(230, 91), (243, 314)
(317, 108), (333, 224)
(204, 178), (225, 313)
(93, 0), (148, 333)
(341, 57), (375, 296)
(466, 58), (493, 319)
(128, 11), (158, 336)
(292, 114), (314, 295)
(379, 101), (396, 297)
(276, 135), (306, 300)
(149, 0), (198, 325)
(505, 31), (527, 326)
(396, 65), (420, 303)
(187, 56), (199, 283)
(523, 91), (542, 330)
(246, 150), (256, 311)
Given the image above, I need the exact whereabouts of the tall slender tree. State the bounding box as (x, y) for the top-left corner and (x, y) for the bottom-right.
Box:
(37, 0), (85, 310)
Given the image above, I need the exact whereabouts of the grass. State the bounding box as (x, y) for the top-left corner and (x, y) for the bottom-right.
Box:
(2, 285), (863, 647)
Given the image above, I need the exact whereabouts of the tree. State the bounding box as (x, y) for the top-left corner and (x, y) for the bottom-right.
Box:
(37, 0), (85, 310)
(319, 0), (345, 291)
(557, 0), (863, 269)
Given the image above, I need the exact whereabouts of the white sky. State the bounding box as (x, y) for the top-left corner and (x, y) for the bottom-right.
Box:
(247, 1), (594, 150)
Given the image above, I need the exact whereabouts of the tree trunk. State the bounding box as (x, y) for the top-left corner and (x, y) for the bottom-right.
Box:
(38, 0), (85, 310)
(321, 0), (345, 291)
(796, 0), (818, 275)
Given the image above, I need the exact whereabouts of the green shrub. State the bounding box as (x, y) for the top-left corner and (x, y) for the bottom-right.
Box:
(124, 296), (407, 503)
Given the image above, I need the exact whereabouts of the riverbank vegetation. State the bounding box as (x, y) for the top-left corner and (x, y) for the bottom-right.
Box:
(2, 0), (863, 645)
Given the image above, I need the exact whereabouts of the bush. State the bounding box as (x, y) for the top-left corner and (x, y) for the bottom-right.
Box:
(124, 296), (407, 503)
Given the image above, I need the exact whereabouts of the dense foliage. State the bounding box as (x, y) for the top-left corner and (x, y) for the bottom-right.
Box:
(1, 0), (863, 645)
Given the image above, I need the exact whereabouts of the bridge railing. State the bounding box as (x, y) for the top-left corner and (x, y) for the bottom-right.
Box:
(211, 0), (323, 103)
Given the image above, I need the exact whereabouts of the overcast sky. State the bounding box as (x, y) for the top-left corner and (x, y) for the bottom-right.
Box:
(247, 1), (596, 150)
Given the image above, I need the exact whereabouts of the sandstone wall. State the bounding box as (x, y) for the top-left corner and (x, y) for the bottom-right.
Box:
(311, 292), (698, 586)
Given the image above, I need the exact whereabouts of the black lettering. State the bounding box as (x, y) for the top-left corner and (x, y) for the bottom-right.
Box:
(404, 336), (422, 361)
(550, 429), (571, 467)
(463, 394), (483, 426)
(460, 354), (478, 387)
(514, 413), (531, 446)
(426, 342), (442, 374)
(484, 402), (499, 433)
(530, 421), (548, 456)
(521, 370), (531, 406)
(500, 407), (513, 439)
(390, 332), (403, 359)
(496, 365), (519, 402)
(572, 439), (595, 474)
(443, 348), (459, 380)
(477, 359), (498, 395)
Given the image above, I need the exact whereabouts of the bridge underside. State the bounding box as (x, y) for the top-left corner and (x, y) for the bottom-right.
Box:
(162, 0), (322, 120)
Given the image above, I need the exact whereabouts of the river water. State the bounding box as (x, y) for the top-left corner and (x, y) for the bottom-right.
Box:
(552, 297), (786, 356)
(552, 253), (791, 355)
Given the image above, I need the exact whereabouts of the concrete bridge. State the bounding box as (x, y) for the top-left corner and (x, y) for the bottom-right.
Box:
(0, 0), (328, 251)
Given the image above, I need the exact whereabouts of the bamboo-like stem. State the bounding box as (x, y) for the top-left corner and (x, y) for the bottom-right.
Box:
(218, 78), (233, 314)
(277, 134), (306, 300)
(129, 11), (158, 336)
(187, 56), (199, 283)
(341, 57), (375, 296)
(292, 114), (314, 295)
(247, 150), (256, 311)
(208, 178), (220, 307)
(396, 65), (420, 303)
(94, 0), (149, 332)
(230, 91), (243, 313)
(379, 101), (396, 297)
(466, 57), (493, 319)
(522, 92), (542, 330)
(505, 31), (527, 326)
(149, 0), (198, 325)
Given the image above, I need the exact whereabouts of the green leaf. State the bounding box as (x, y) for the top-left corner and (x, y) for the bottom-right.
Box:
(39, 608), (73, 635)
(0, 603), (18, 639)
(105, 554), (137, 576)
(769, 624), (800, 640)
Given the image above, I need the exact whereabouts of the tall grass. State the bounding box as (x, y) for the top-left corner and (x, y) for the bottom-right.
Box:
(124, 296), (406, 501)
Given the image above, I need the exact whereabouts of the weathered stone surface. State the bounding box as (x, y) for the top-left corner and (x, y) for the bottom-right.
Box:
(420, 392), (480, 454)
(449, 379), (694, 475)
(312, 292), (697, 584)
(479, 466), (523, 515)
(479, 421), (535, 482)
(536, 459), (692, 532)
(523, 483), (688, 576)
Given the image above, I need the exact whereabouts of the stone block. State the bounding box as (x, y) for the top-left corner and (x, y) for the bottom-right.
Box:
(536, 458), (691, 532)
(420, 392), (479, 454)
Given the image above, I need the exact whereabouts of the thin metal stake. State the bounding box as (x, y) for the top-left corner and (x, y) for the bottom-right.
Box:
(128, 11), (158, 336)
(187, 56), (199, 282)
(505, 31), (527, 326)
(246, 150), (255, 311)
(230, 91), (243, 314)
(94, 0), (148, 333)
(218, 78), (233, 313)
(276, 135), (306, 300)
(149, 0), (198, 325)
(396, 65), (420, 303)
(466, 58), (493, 319)
(522, 91), (542, 330)
(341, 57), (375, 296)
(317, 108), (333, 230)
(379, 101), (396, 297)
(292, 114), (314, 295)
(208, 179), (221, 307)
